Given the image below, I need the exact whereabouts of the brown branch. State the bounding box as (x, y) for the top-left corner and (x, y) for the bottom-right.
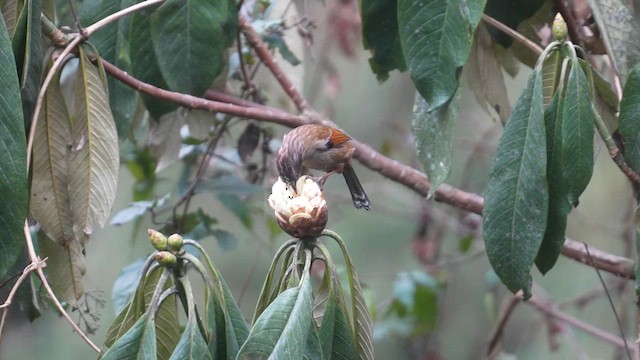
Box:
(238, 15), (310, 112)
(100, 59), (635, 280)
(487, 292), (523, 357)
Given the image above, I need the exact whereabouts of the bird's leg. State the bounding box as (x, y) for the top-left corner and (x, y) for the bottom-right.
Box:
(314, 171), (337, 188)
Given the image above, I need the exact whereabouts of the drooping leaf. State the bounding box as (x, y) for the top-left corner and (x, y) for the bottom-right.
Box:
(466, 22), (511, 122)
(397, 0), (486, 111)
(346, 259), (374, 360)
(588, 0), (640, 84)
(237, 276), (313, 359)
(361, 0), (406, 81)
(30, 70), (74, 246)
(536, 91), (570, 274)
(559, 58), (595, 208)
(79, 0), (140, 138)
(11, 0), (42, 127)
(482, 69), (547, 297)
(102, 313), (158, 360)
(318, 289), (357, 360)
(66, 47), (119, 245)
(540, 50), (564, 107)
(38, 236), (86, 306)
(620, 63), (640, 173)
(130, 9), (177, 118)
(412, 88), (461, 196)
(169, 311), (211, 360)
(0, 13), (28, 278)
(103, 266), (180, 360)
(150, 0), (228, 96)
(304, 322), (324, 360)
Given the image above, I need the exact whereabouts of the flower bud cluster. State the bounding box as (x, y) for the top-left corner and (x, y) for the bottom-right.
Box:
(268, 176), (328, 238)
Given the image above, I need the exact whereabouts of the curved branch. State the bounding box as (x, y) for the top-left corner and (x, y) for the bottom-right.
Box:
(100, 58), (635, 280)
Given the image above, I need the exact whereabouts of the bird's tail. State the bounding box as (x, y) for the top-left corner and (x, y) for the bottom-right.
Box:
(343, 164), (371, 210)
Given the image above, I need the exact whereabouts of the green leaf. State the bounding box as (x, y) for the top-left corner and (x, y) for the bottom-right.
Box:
(11, 0), (42, 127)
(30, 69), (74, 246)
(150, 0), (227, 96)
(361, 0), (406, 81)
(103, 266), (180, 360)
(237, 276), (314, 359)
(482, 69), (547, 297)
(304, 322), (323, 360)
(111, 258), (147, 313)
(536, 91), (570, 274)
(412, 87), (461, 196)
(130, 9), (177, 118)
(79, 0), (139, 138)
(559, 58), (595, 208)
(102, 313), (158, 360)
(169, 311), (211, 360)
(397, 0), (486, 111)
(587, 0), (640, 84)
(66, 47), (119, 245)
(620, 63), (640, 173)
(1, 0), (23, 36)
(318, 290), (357, 360)
(217, 193), (253, 229)
(38, 236), (85, 306)
(263, 32), (300, 66)
(0, 11), (27, 279)
(343, 251), (374, 360)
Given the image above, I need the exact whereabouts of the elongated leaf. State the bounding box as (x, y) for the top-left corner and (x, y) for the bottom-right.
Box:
(304, 322), (323, 360)
(536, 92), (570, 274)
(540, 50), (563, 107)
(0, 13), (28, 278)
(38, 236), (85, 305)
(67, 47), (119, 245)
(102, 313), (158, 360)
(620, 63), (640, 173)
(397, 0), (486, 111)
(237, 277), (313, 359)
(466, 22), (511, 122)
(80, 0), (139, 138)
(148, 110), (183, 172)
(347, 263), (374, 360)
(103, 266), (179, 360)
(11, 0), (42, 127)
(361, 0), (406, 81)
(482, 69), (547, 297)
(169, 312), (211, 360)
(130, 9), (176, 118)
(30, 71), (74, 246)
(412, 88), (461, 196)
(559, 58), (595, 207)
(319, 290), (357, 360)
(588, 0), (640, 84)
(150, 0), (227, 96)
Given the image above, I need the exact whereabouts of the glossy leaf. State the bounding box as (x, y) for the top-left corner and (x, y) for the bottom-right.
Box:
(130, 9), (177, 118)
(79, 0), (139, 138)
(361, 0), (406, 81)
(66, 48), (119, 245)
(237, 276), (313, 359)
(588, 0), (640, 84)
(397, 0), (486, 111)
(150, 0), (227, 96)
(482, 69), (547, 297)
(30, 70), (74, 246)
(620, 63), (640, 173)
(102, 313), (158, 360)
(38, 236), (85, 305)
(412, 88), (460, 196)
(0, 13), (28, 278)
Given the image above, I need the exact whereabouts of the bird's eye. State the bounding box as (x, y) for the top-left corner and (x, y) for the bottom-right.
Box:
(325, 140), (334, 150)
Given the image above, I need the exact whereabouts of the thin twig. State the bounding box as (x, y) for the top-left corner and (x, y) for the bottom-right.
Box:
(481, 14), (543, 56)
(583, 242), (632, 360)
(82, 0), (164, 38)
(0, 260), (41, 346)
(238, 15), (309, 112)
(487, 292), (523, 357)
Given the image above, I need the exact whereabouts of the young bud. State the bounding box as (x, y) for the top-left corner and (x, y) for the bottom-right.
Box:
(552, 13), (568, 41)
(155, 251), (177, 268)
(148, 229), (168, 251)
(167, 233), (184, 252)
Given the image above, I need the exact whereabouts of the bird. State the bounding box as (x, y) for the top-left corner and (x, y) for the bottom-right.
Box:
(276, 124), (371, 210)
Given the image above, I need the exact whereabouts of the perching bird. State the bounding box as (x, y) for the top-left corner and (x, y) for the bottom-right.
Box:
(276, 124), (371, 210)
